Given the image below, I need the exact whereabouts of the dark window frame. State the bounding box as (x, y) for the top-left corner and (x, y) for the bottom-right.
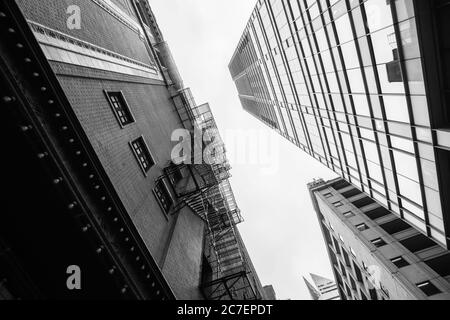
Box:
(371, 237), (387, 248)
(416, 281), (441, 297)
(130, 136), (155, 175)
(153, 179), (174, 216)
(105, 90), (136, 128)
(391, 256), (410, 269)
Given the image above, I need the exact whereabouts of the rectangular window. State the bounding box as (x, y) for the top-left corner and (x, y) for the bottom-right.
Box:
(333, 201), (344, 207)
(324, 192), (333, 198)
(356, 223), (369, 232)
(371, 238), (387, 248)
(130, 137), (154, 174)
(352, 197), (374, 208)
(391, 256), (410, 268)
(153, 180), (173, 214)
(364, 207), (390, 220)
(417, 281), (441, 297)
(343, 211), (355, 218)
(400, 234), (437, 253)
(380, 219), (411, 235)
(425, 254), (450, 277)
(105, 91), (135, 127)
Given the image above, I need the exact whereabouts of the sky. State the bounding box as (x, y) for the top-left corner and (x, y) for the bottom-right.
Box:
(150, 0), (338, 300)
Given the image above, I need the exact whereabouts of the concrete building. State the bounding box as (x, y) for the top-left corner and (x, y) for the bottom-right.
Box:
(308, 178), (450, 300)
(303, 273), (340, 300)
(0, 0), (264, 300)
(230, 0), (450, 249)
(263, 285), (277, 300)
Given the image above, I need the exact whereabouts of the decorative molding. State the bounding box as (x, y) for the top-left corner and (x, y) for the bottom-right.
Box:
(28, 20), (162, 80)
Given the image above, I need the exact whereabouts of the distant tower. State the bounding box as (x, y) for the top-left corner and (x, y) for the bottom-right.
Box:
(303, 274), (340, 300)
(303, 277), (320, 301)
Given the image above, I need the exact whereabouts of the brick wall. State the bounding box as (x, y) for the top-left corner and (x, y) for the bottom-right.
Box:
(16, 0), (152, 64)
(51, 62), (205, 299)
(16, 0), (207, 300)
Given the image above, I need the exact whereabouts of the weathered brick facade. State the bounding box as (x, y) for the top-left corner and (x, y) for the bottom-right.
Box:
(15, 0), (206, 299)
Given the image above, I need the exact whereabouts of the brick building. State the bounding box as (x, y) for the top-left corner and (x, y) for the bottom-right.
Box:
(0, 0), (265, 300)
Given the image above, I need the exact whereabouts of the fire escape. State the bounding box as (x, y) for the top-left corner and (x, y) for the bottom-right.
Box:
(154, 88), (261, 300)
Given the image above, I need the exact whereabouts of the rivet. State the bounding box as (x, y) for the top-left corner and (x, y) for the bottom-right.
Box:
(108, 267), (115, 275)
(68, 202), (77, 209)
(55, 113), (61, 118)
(130, 247), (135, 252)
(119, 228), (124, 233)
(146, 274), (150, 279)
(82, 163), (88, 167)
(8, 28), (15, 33)
(141, 265), (145, 270)
(82, 225), (90, 232)
(32, 72), (39, 77)
(94, 185), (100, 190)
(113, 217), (118, 223)
(2, 96), (13, 103)
(37, 152), (48, 159)
(41, 87), (47, 92)
(151, 282), (155, 288)
(75, 151), (81, 156)
(96, 247), (103, 254)
(48, 99), (54, 104)
(100, 196), (106, 201)
(135, 256), (140, 261)
(89, 175), (95, 179)
(69, 139), (75, 143)
(107, 207), (112, 212)
(125, 237), (130, 242)
(0, 12), (6, 18)
(16, 43), (24, 49)
(24, 58), (31, 63)
(156, 290), (160, 296)
(53, 178), (62, 184)
(61, 126), (68, 131)
(121, 286), (127, 294)
(20, 125), (31, 132)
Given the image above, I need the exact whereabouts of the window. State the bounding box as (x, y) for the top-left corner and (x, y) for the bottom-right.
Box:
(333, 237), (341, 255)
(360, 290), (368, 300)
(105, 91), (135, 127)
(130, 137), (154, 174)
(364, 207), (390, 220)
(331, 180), (351, 190)
(425, 254), (450, 277)
(417, 281), (441, 297)
(371, 238), (387, 248)
(400, 234), (437, 253)
(341, 188), (362, 199)
(343, 211), (355, 218)
(356, 223), (369, 232)
(352, 196), (374, 208)
(153, 180), (173, 214)
(380, 219), (411, 235)
(391, 256), (410, 268)
(324, 192), (333, 198)
(353, 262), (363, 282)
(333, 201), (344, 207)
(343, 250), (351, 267)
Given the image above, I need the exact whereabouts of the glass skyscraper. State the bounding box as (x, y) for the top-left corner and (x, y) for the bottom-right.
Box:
(230, 0), (450, 248)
